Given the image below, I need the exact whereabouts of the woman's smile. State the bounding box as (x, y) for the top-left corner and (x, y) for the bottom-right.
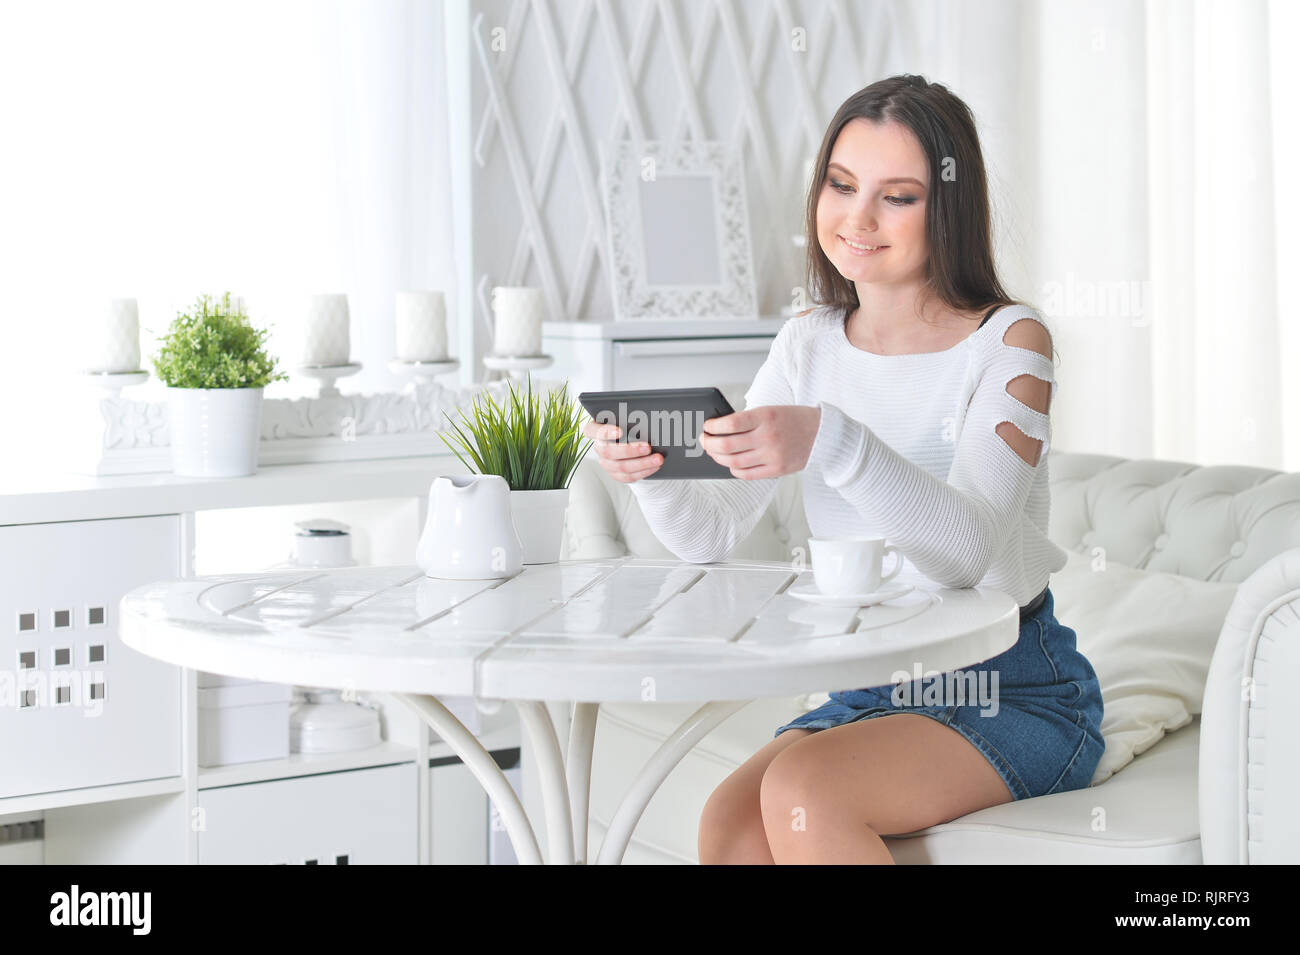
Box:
(840, 236), (889, 256)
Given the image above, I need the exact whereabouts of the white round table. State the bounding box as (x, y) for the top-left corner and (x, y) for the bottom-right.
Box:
(119, 557), (1019, 864)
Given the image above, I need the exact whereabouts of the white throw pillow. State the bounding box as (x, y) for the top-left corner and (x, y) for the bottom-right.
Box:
(1049, 549), (1238, 784)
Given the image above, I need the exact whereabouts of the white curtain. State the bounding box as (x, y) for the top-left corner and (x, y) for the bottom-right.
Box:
(902, 0), (1295, 470)
(1145, 0), (1296, 469)
(1017, 0), (1296, 469)
(0, 0), (456, 460)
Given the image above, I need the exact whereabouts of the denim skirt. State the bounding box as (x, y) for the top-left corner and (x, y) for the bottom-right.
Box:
(773, 587), (1105, 801)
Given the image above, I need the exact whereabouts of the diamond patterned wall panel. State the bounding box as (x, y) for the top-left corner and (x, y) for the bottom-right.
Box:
(463, 0), (919, 370)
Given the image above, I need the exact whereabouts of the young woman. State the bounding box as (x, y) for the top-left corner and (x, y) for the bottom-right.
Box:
(581, 74), (1104, 864)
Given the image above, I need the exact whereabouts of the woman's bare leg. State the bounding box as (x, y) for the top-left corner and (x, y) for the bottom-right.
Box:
(697, 728), (812, 865)
(759, 714), (1014, 864)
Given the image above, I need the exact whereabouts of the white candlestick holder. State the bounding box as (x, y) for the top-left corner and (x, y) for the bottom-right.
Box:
(296, 362), (362, 398)
(78, 369), (150, 397)
(387, 358), (460, 389)
(482, 353), (553, 381)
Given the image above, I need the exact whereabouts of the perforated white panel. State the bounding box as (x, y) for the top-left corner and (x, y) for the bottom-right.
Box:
(0, 516), (182, 799)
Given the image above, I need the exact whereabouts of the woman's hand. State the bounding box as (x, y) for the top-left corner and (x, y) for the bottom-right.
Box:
(699, 405), (822, 479)
(581, 419), (664, 484)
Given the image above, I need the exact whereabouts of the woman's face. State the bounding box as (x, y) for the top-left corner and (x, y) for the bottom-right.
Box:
(816, 118), (929, 288)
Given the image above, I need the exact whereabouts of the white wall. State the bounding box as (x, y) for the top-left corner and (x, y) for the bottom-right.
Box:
(0, 0), (457, 462)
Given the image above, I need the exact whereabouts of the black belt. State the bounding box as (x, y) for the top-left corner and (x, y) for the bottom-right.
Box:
(1019, 585), (1048, 621)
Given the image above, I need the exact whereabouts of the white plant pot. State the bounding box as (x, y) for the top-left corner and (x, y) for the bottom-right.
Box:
(167, 386), (264, 477)
(509, 487), (571, 564)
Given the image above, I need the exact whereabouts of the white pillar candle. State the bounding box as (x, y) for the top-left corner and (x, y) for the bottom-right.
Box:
(303, 294), (350, 365)
(83, 298), (141, 373)
(395, 291), (448, 361)
(490, 286), (543, 357)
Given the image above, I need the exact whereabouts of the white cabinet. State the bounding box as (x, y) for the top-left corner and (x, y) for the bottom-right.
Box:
(0, 460), (522, 863)
(610, 338), (775, 391)
(428, 745), (523, 864)
(429, 760), (487, 864)
(198, 762), (417, 864)
(487, 759), (525, 865)
(542, 317), (783, 395)
(0, 516), (182, 799)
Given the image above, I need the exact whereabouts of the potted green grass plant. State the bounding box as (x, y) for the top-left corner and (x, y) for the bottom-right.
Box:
(436, 375), (592, 563)
(151, 292), (288, 477)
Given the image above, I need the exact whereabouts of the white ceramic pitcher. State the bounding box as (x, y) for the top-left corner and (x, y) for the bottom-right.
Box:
(417, 474), (523, 579)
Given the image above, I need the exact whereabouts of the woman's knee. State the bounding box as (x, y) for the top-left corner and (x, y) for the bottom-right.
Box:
(758, 740), (822, 829)
(697, 773), (766, 863)
(697, 729), (813, 863)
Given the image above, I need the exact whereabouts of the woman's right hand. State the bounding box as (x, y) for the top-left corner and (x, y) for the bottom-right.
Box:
(582, 420), (664, 484)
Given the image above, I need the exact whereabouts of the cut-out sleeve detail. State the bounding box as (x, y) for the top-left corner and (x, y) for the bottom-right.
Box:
(805, 310), (1057, 588)
(627, 318), (796, 563)
(995, 319), (1054, 466)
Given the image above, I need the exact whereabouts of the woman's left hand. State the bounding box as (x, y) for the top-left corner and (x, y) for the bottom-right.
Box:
(700, 405), (822, 479)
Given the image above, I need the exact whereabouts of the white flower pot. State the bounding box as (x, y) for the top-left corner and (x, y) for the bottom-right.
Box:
(167, 386), (264, 477)
(508, 487), (571, 564)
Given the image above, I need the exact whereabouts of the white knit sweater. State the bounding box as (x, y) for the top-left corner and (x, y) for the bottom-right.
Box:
(627, 303), (1068, 607)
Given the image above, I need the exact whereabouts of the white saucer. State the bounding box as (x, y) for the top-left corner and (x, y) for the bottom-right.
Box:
(788, 582), (914, 608)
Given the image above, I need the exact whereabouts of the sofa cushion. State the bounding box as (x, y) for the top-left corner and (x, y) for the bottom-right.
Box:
(587, 696), (1202, 864)
(1048, 549), (1238, 783)
(882, 718), (1202, 864)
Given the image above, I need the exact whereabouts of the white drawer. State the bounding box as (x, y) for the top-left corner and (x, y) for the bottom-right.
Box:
(198, 762), (417, 864)
(428, 745), (524, 865)
(1, 516), (182, 799)
(428, 761), (487, 864)
(611, 337), (773, 391)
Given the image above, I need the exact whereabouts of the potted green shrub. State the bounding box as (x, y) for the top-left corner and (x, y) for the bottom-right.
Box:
(151, 292), (288, 477)
(435, 375), (592, 563)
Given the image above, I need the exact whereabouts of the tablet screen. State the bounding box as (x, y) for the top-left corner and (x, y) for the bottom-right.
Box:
(578, 387), (737, 480)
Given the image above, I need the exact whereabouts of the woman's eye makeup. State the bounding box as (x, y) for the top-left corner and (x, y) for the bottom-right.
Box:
(827, 180), (917, 204)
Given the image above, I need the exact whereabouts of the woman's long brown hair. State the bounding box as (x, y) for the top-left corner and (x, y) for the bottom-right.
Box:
(804, 74), (1024, 327)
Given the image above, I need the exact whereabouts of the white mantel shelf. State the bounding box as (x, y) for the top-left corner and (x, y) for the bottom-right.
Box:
(542, 314), (789, 339)
(0, 455), (457, 526)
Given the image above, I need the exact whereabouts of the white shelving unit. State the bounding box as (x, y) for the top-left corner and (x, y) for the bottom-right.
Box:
(195, 740), (420, 791)
(0, 455), (531, 865)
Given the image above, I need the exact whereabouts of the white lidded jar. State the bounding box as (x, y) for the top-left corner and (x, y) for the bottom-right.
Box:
(290, 688), (381, 754)
(291, 518), (357, 568)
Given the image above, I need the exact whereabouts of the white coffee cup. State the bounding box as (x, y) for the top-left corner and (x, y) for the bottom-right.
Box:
(809, 536), (903, 596)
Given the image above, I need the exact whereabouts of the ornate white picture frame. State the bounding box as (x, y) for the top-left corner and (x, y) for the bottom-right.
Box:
(599, 139), (758, 321)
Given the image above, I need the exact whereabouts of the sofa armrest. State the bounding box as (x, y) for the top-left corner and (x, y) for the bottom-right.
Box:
(1200, 546), (1300, 864)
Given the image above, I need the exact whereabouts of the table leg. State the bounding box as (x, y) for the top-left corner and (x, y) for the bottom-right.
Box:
(594, 699), (750, 866)
(567, 702), (599, 863)
(400, 693), (747, 866)
(513, 700), (575, 865)
(394, 692), (543, 866)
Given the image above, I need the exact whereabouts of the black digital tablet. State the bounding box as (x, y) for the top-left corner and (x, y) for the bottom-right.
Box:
(578, 387), (737, 480)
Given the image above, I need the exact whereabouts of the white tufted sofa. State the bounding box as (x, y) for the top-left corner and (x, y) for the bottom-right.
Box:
(559, 382), (1300, 864)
